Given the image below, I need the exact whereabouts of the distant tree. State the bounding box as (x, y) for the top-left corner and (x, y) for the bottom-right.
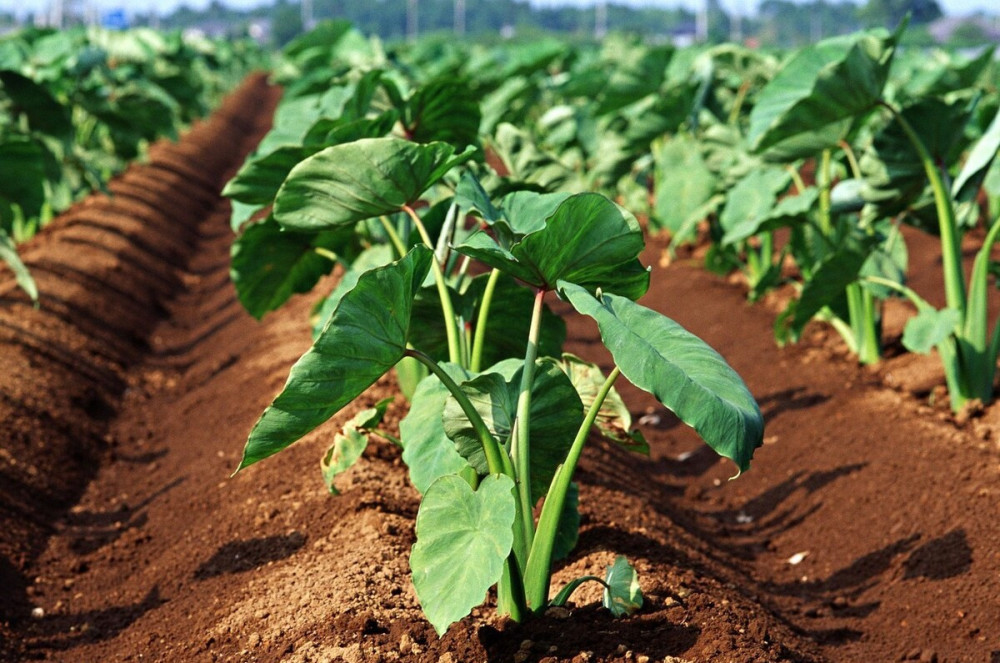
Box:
(858, 0), (943, 27)
(271, 0), (303, 45)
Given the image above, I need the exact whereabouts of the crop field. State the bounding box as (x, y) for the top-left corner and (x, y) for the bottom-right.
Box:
(1, 18), (999, 663)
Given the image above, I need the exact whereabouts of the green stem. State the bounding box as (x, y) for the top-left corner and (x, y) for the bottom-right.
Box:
(728, 81), (751, 126)
(845, 282), (880, 364)
(818, 149), (833, 237)
(378, 216), (408, 258)
(524, 366), (621, 611)
(402, 205), (462, 365)
(882, 102), (967, 317)
(511, 288), (546, 554)
(787, 165), (807, 195)
(838, 139), (863, 180)
(470, 268), (502, 373)
(404, 349), (511, 477)
(313, 247), (339, 262)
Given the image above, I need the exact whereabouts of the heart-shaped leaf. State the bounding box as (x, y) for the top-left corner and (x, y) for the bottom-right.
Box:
(903, 307), (961, 355)
(400, 364), (475, 494)
(652, 134), (717, 237)
(410, 474), (516, 635)
(236, 246), (433, 471)
(602, 556), (643, 617)
(274, 137), (474, 232)
(559, 282), (762, 474)
(718, 167), (793, 246)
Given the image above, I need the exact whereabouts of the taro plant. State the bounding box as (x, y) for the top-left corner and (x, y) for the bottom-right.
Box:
(232, 136), (764, 634)
(864, 106), (1000, 412)
(741, 25), (908, 364)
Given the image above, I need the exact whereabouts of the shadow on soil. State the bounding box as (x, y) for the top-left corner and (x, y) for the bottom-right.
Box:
(25, 586), (165, 651)
(64, 477), (185, 555)
(193, 532), (307, 579)
(476, 605), (700, 663)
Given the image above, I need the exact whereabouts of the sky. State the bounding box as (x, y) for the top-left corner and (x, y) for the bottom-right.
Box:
(5, 0), (998, 20)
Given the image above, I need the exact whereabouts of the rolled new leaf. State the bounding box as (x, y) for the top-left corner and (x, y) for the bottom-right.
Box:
(273, 137), (475, 232)
(410, 474), (516, 635)
(236, 246), (433, 471)
(559, 282), (762, 474)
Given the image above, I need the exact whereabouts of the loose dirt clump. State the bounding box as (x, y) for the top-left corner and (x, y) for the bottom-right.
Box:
(1, 80), (999, 662)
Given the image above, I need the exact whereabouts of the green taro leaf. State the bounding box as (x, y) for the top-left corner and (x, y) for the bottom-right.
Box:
(273, 137), (474, 232)
(237, 246), (433, 470)
(456, 192), (649, 299)
(603, 556), (643, 617)
(311, 244), (395, 338)
(560, 282), (762, 474)
(230, 216), (352, 320)
(404, 77), (482, 148)
(223, 145), (314, 206)
(0, 134), (48, 221)
(903, 307), (961, 355)
(0, 228), (37, 303)
(400, 363), (475, 494)
(410, 474), (517, 635)
(861, 97), (971, 223)
(780, 237), (874, 341)
(719, 167), (792, 246)
(321, 397), (391, 494)
(561, 353), (647, 454)
(747, 28), (898, 160)
(0, 70), (72, 140)
(444, 359), (583, 503)
(652, 135), (717, 237)
(953, 107), (1000, 204)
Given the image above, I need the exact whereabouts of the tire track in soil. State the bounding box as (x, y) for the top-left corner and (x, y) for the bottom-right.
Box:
(0, 73), (280, 660)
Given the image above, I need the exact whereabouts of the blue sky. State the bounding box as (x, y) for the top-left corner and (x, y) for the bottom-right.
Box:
(6, 0), (998, 19)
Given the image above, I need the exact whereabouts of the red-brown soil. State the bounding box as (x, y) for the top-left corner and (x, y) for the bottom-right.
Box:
(1, 79), (999, 662)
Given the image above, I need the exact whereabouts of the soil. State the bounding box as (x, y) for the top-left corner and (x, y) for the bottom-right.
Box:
(1, 76), (999, 663)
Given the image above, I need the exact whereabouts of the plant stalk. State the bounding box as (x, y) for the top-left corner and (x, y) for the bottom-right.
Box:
(511, 288), (546, 553)
(524, 366), (621, 611)
(883, 103), (967, 317)
(378, 215), (408, 258)
(470, 268), (501, 373)
(402, 205), (462, 365)
(817, 149), (833, 236)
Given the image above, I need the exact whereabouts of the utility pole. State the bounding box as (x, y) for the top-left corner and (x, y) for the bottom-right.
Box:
(455, 0), (465, 35)
(730, 0), (742, 43)
(407, 0), (418, 41)
(696, 0), (708, 43)
(595, 0), (607, 39)
(302, 0), (314, 31)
